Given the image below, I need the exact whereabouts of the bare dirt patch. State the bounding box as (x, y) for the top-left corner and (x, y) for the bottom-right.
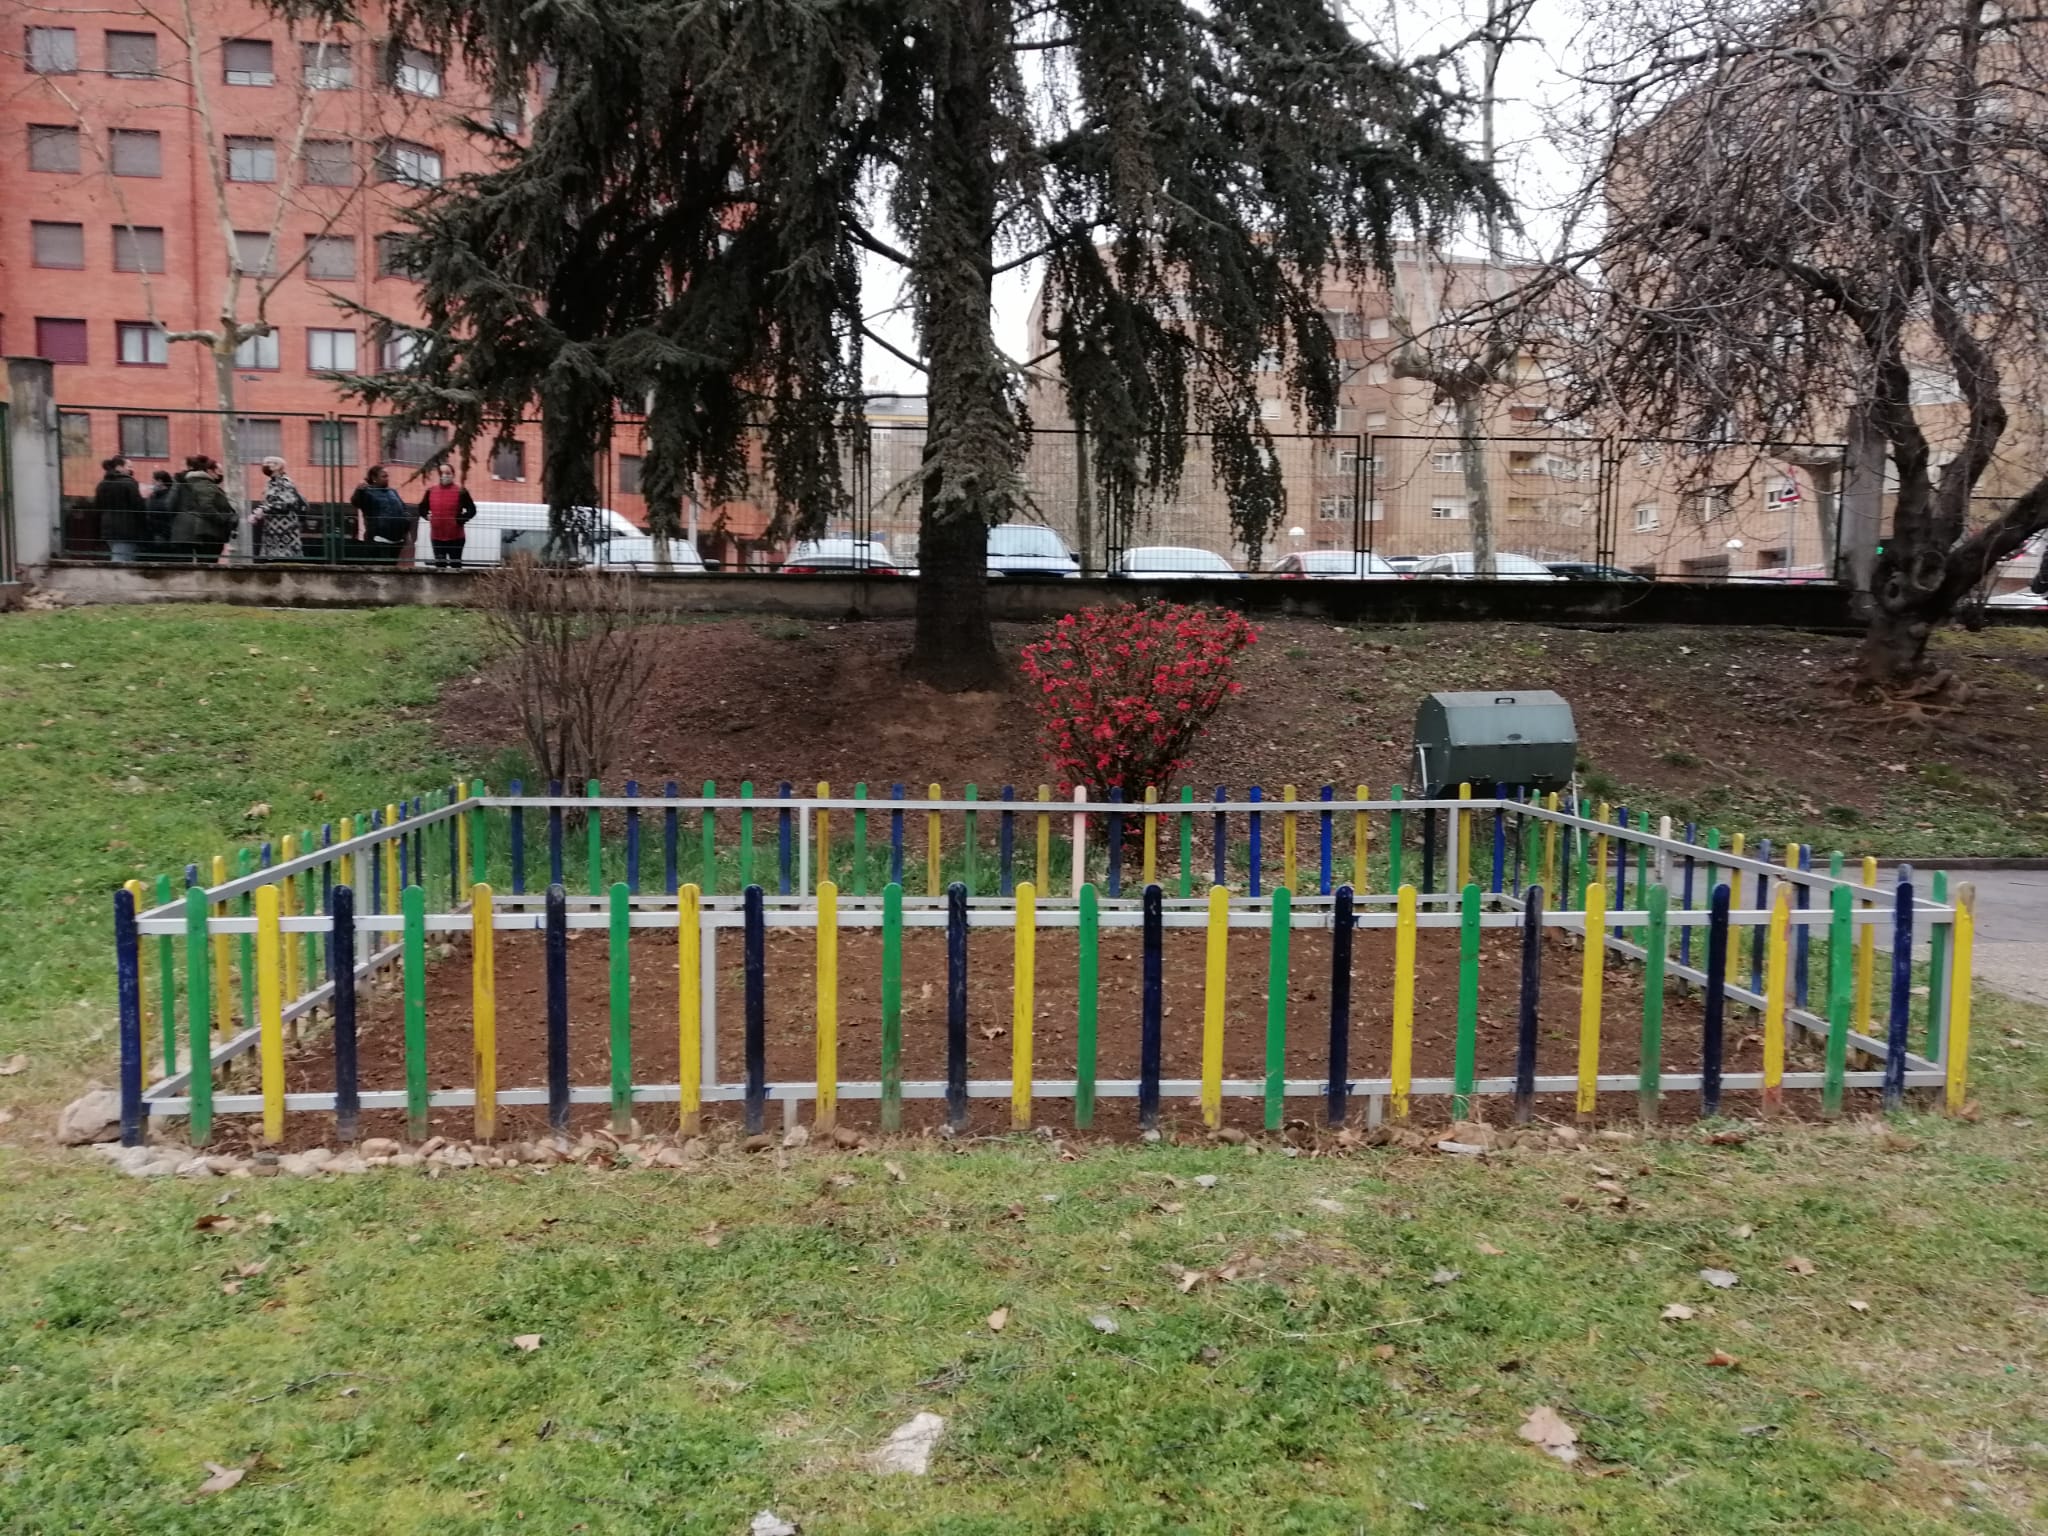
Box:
(435, 616), (2048, 855)
(221, 920), (1864, 1151)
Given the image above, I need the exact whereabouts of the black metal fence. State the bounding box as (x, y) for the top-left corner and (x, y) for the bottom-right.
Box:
(51, 402), (1847, 582)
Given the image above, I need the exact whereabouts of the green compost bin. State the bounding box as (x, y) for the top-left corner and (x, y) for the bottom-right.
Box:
(1412, 690), (1576, 798)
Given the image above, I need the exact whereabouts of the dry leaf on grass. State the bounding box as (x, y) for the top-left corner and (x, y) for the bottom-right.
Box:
(510, 1334), (543, 1352)
(1847, 1298), (1871, 1313)
(1089, 1313), (1119, 1335)
(986, 1307), (1009, 1333)
(884, 1161), (907, 1183)
(1782, 1255), (1817, 1276)
(196, 1462), (245, 1495)
(1309, 1198), (1346, 1215)
(233, 1261), (268, 1278)
(1660, 1303), (1696, 1321)
(1429, 1268), (1461, 1287)
(1706, 1350), (1741, 1368)
(1699, 1268), (1740, 1289)
(192, 1214), (239, 1233)
(1475, 1241), (1507, 1257)
(1517, 1405), (1579, 1464)
(0, 1054), (27, 1075)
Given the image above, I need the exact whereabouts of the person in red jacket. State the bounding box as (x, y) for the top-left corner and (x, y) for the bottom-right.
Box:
(416, 464), (478, 568)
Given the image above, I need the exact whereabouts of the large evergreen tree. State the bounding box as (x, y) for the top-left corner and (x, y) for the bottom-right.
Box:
(321, 0), (1496, 688)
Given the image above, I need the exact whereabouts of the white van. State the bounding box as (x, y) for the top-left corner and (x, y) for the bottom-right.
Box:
(463, 501), (707, 571)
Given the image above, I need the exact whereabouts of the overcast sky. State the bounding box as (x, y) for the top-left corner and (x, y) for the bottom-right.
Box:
(860, 0), (1592, 396)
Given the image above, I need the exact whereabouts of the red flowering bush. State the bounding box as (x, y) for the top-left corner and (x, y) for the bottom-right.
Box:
(1019, 602), (1259, 792)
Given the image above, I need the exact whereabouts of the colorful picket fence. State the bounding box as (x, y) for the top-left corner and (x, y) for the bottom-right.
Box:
(112, 785), (1975, 1148)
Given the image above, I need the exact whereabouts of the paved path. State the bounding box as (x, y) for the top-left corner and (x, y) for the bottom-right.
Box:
(1880, 868), (2048, 1007)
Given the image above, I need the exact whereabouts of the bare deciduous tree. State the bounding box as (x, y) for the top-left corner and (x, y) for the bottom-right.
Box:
(1568, 0), (2048, 692)
(474, 554), (657, 789)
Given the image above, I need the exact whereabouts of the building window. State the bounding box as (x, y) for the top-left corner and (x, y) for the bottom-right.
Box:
(112, 226), (165, 273)
(490, 438), (525, 480)
(1322, 309), (1363, 341)
(105, 30), (157, 77)
(1687, 485), (1734, 524)
(109, 128), (161, 177)
(1636, 443), (1664, 466)
(307, 328), (357, 372)
(27, 27), (78, 74)
(117, 414), (170, 459)
(1316, 495), (1355, 522)
(392, 45), (442, 97)
(1508, 450), (1541, 475)
(305, 235), (356, 280)
(234, 330), (280, 369)
(35, 318), (89, 364)
(1367, 316), (1391, 340)
(383, 422), (450, 466)
(233, 231), (277, 275)
(308, 419), (359, 467)
(58, 412), (92, 460)
(1633, 502), (1659, 531)
(302, 40), (350, 89)
(490, 94), (524, 134)
(377, 140), (442, 186)
(1429, 497), (1469, 520)
(117, 322), (168, 365)
(380, 331), (421, 371)
(1364, 362), (1390, 385)
(302, 139), (353, 186)
(223, 38), (275, 85)
(28, 124), (80, 173)
(225, 137), (277, 182)
(618, 455), (644, 495)
(1364, 411), (1387, 429)
(236, 418), (284, 460)
(31, 221), (85, 269)
(1364, 498), (1385, 522)
(1258, 399), (1282, 421)
(375, 233), (417, 278)
(1431, 451), (1465, 474)
(1764, 476), (1800, 507)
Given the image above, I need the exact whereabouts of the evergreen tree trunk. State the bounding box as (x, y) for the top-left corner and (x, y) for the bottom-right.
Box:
(906, 0), (1009, 692)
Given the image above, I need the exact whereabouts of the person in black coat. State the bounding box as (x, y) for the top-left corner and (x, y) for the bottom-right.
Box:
(94, 457), (147, 565)
(144, 470), (177, 549)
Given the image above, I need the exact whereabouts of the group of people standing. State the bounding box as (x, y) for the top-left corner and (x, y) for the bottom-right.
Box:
(92, 456), (476, 567)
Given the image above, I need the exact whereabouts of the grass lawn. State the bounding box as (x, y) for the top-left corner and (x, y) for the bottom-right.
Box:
(0, 604), (485, 1076)
(2, 603), (2046, 1532)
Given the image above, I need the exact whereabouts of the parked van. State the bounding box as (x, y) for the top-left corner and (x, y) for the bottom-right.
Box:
(463, 501), (708, 571)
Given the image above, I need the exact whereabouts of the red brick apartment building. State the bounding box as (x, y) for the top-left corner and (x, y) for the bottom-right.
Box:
(1, 1), (670, 533)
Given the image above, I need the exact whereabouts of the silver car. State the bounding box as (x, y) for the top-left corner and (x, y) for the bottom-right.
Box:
(1271, 550), (1402, 580)
(1411, 551), (1562, 581)
(987, 523), (1080, 578)
(781, 537), (909, 575)
(1114, 545), (1242, 579)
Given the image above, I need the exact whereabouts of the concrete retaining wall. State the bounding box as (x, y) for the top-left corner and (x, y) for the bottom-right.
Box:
(33, 561), (1865, 629)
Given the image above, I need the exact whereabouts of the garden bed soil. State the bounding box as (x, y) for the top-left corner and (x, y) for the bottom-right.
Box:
(220, 922), (1857, 1151)
(435, 617), (2048, 857)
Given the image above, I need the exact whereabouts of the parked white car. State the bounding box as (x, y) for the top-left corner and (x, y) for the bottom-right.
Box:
(987, 523), (1081, 578)
(1411, 550), (1562, 581)
(465, 501), (707, 571)
(1114, 545), (1243, 579)
(1271, 550), (1402, 580)
(781, 537), (911, 575)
